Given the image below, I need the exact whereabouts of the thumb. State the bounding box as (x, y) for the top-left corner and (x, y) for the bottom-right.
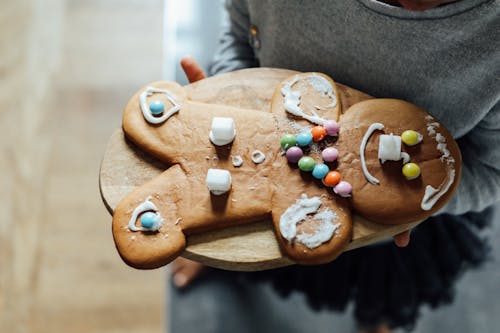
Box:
(180, 56), (206, 83)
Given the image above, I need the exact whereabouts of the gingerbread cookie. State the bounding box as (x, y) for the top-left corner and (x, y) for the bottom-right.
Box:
(113, 78), (352, 269)
(111, 72), (461, 269)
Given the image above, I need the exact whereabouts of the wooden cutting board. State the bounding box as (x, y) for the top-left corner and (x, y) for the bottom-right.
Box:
(99, 68), (419, 271)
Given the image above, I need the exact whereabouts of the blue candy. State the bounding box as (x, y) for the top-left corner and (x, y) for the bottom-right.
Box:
(296, 132), (313, 147)
(149, 101), (165, 115)
(140, 212), (158, 229)
(312, 163), (329, 179)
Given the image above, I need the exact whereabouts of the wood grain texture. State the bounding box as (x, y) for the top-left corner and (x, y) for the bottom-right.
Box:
(1, 1), (165, 332)
(100, 68), (419, 271)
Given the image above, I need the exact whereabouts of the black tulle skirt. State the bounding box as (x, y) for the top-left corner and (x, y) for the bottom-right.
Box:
(228, 207), (494, 330)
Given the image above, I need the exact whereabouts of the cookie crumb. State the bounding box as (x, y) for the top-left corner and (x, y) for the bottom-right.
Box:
(131, 235), (136, 240)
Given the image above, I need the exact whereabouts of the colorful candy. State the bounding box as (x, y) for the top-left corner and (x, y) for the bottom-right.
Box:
(402, 162), (421, 180)
(322, 147), (339, 162)
(296, 132), (313, 147)
(323, 120), (339, 136)
(280, 134), (297, 150)
(298, 156), (315, 172)
(323, 171), (341, 187)
(286, 146), (304, 163)
(334, 181), (352, 197)
(311, 126), (327, 142)
(140, 211), (159, 229)
(401, 130), (422, 146)
(312, 164), (329, 179)
(149, 101), (165, 115)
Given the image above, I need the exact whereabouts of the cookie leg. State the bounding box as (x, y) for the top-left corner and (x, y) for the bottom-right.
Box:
(271, 188), (352, 265)
(112, 165), (189, 269)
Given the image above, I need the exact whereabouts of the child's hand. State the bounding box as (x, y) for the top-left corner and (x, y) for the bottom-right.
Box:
(180, 55), (206, 83)
(394, 230), (410, 247)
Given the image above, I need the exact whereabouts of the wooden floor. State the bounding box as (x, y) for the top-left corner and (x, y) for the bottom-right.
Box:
(0, 1), (167, 332)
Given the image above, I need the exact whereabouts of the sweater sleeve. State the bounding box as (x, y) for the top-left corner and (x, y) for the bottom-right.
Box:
(208, 0), (259, 76)
(440, 101), (500, 215)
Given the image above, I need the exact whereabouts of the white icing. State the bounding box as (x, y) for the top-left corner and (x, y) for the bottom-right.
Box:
(360, 123), (384, 184)
(279, 194), (339, 249)
(231, 155), (243, 167)
(251, 150), (265, 164)
(127, 196), (164, 232)
(401, 152), (410, 165)
(206, 169), (232, 195)
(209, 117), (236, 146)
(279, 74), (337, 125)
(295, 210), (340, 248)
(421, 115), (456, 210)
(421, 168), (456, 211)
(139, 87), (180, 124)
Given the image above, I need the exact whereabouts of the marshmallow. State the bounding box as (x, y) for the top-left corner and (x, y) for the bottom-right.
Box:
(378, 134), (402, 163)
(209, 117), (236, 146)
(206, 169), (232, 195)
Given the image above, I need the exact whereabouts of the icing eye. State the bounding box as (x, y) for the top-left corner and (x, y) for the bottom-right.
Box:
(149, 101), (165, 116)
(139, 87), (180, 125)
(140, 211), (162, 230)
(127, 197), (164, 232)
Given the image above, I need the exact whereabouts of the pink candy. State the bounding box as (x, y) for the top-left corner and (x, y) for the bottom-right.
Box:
(322, 147), (339, 162)
(334, 181), (352, 197)
(323, 120), (339, 136)
(286, 146), (304, 163)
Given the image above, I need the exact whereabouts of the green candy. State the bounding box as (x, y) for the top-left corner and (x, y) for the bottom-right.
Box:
(280, 134), (297, 150)
(298, 156), (315, 172)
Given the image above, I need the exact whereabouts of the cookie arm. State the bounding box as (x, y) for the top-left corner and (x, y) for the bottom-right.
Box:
(208, 0), (259, 76)
(440, 102), (500, 215)
(112, 165), (189, 269)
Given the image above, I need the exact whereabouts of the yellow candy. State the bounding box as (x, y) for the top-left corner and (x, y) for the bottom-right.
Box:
(402, 162), (421, 180)
(401, 130), (421, 146)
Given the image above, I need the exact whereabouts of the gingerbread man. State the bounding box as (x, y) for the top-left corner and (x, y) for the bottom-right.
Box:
(112, 72), (461, 269)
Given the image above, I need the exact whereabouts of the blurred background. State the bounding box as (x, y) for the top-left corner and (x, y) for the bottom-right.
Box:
(0, 0), (498, 332)
(0, 0), (224, 332)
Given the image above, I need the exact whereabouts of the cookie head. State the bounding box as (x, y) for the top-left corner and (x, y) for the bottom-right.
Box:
(336, 99), (462, 224)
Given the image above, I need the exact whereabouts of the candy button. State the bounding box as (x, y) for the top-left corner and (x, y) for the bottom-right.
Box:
(311, 126), (327, 142)
(296, 132), (313, 147)
(322, 147), (339, 162)
(323, 120), (339, 136)
(323, 171), (341, 187)
(280, 134), (297, 150)
(140, 212), (158, 229)
(286, 146), (304, 163)
(312, 164), (329, 179)
(298, 156), (315, 172)
(334, 181), (352, 197)
(149, 101), (165, 115)
(402, 162), (421, 180)
(401, 130), (422, 146)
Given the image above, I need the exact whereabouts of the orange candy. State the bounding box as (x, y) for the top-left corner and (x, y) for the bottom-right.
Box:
(323, 171), (341, 187)
(311, 126), (327, 142)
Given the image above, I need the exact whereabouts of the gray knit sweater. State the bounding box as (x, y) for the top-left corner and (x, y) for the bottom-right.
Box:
(209, 0), (500, 216)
